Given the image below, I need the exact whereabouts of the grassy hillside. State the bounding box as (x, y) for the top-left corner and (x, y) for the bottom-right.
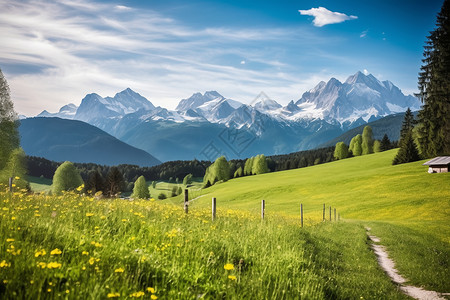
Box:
(181, 149), (449, 292)
(188, 150), (449, 237)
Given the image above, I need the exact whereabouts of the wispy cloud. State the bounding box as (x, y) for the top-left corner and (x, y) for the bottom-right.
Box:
(0, 0), (353, 115)
(299, 7), (357, 27)
(360, 29), (368, 38)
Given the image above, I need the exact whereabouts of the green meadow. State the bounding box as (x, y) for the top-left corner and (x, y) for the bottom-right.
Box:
(2, 149), (448, 298)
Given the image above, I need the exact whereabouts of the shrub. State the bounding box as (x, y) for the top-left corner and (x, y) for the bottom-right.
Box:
(52, 161), (83, 195)
(158, 193), (167, 200)
(131, 176), (150, 199)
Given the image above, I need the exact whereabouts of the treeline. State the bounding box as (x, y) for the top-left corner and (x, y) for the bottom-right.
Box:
(27, 156), (212, 183)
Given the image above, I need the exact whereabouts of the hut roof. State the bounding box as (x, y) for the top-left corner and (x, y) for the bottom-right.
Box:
(423, 156), (450, 166)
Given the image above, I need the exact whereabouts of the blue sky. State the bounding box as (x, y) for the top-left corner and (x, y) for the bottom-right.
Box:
(0, 0), (444, 115)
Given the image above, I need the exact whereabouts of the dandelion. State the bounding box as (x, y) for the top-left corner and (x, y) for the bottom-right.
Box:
(147, 287), (155, 293)
(107, 293), (120, 298)
(130, 291), (145, 297)
(47, 262), (62, 269)
(82, 251), (89, 255)
(6, 238), (14, 242)
(0, 260), (11, 268)
(224, 263), (234, 270)
(14, 176), (20, 180)
(76, 184), (84, 192)
(37, 262), (47, 268)
(50, 248), (62, 255)
(114, 268), (125, 273)
(151, 295), (158, 300)
(35, 249), (46, 257)
(228, 275), (237, 281)
(30, 280), (34, 284)
(89, 257), (95, 265)
(86, 213), (94, 217)
(100, 216), (106, 220)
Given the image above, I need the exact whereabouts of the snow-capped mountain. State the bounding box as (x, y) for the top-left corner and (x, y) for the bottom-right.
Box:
(296, 71), (420, 123)
(33, 72), (420, 161)
(37, 103), (78, 119)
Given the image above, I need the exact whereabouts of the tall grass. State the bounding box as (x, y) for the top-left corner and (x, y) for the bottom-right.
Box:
(0, 188), (407, 299)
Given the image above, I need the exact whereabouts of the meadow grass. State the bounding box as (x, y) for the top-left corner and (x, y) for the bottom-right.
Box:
(0, 189), (408, 299)
(28, 176), (52, 193)
(175, 149), (450, 292)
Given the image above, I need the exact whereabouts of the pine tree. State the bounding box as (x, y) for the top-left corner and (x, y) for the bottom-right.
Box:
(86, 170), (105, 194)
(380, 134), (391, 151)
(399, 108), (415, 144)
(106, 167), (124, 197)
(0, 68), (19, 170)
(416, 0), (450, 156)
(392, 132), (421, 165)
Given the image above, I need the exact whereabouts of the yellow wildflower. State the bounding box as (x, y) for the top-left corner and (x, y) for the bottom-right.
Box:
(0, 260), (11, 268)
(82, 251), (89, 255)
(47, 262), (62, 269)
(35, 249), (46, 257)
(107, 293), (120, 298)
(224, 263), (234, 270)
(14, 176), (20, 180)
(151, 295), (158, 300)
(50, 248), (62, 255)
(37, 262), (47, 269)
(76, 184), (84, 192)
(89, 257), (95, 265)
(114, 268), (125, 273)
(228, 275), (237, 280)
(85, 213), (94, 217)
(147, 287), (155, 293)
(130, 291), (145, 298)
(6, 238), (14, 242)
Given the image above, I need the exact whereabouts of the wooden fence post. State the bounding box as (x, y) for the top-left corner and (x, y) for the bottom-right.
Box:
(261, 199), (265, 220)
(323, 203), (325, 221)
(329, 206), (331, 221)
(184, 189), (189, 214)
(334, 208), (336, 221)
(8, 177), (13, 192)
(212, 197), (216, 221)
(300, 203), (303, 228)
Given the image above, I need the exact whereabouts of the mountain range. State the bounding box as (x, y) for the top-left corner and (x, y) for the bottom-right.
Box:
(20, 118), (161, 167)
(30, 71), (420, 163)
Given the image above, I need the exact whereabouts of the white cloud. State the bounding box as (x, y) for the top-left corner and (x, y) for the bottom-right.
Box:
(115, 5), (132, 11)
(299, 7), (357, 27)
(363, 69), (369, 75)
(240, 60), (246, 65)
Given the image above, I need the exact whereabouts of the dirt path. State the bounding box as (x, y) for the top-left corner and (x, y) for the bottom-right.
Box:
(365, 227), (448, 300)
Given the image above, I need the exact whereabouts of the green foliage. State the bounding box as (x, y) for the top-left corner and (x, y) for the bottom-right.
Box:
(234, 166), (243, 178)
(152, 181), (156, 188)
(85, 170), (105, 195)
(203, 156), (230, 187)
(373, 140), (381, 153)
(252, 154), (269, 175)
(244, 157), (254, 175)
(158, 192), (167, 200)
(416, 1), (450, 156)
(131, 175), (150, 199)
(0, 69), (19, 171)
(0, 148), (28, 190)
(349, 134), (362, 156)
(362, 126), (374, 155)
(106, 167), (124, 197)
(182, 174), (193, 185)
(333, 142), (349, 160)
(177, 186), (183, 196)
(380, 134), (392, 151)
(51, 161), (83, 195)
(392, 132), (421, 165)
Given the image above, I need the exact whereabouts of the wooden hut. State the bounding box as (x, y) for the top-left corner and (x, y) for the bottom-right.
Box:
(423, 156), (450, 173)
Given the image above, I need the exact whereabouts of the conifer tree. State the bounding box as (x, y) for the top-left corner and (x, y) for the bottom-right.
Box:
(86, 170), (105, 194)
(380, 134), (391, 151)
(399, 108), (415, 144)
(393, 132), (421, 165)
(106, 167), (124, 197)
(416, 0), (450, 156)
